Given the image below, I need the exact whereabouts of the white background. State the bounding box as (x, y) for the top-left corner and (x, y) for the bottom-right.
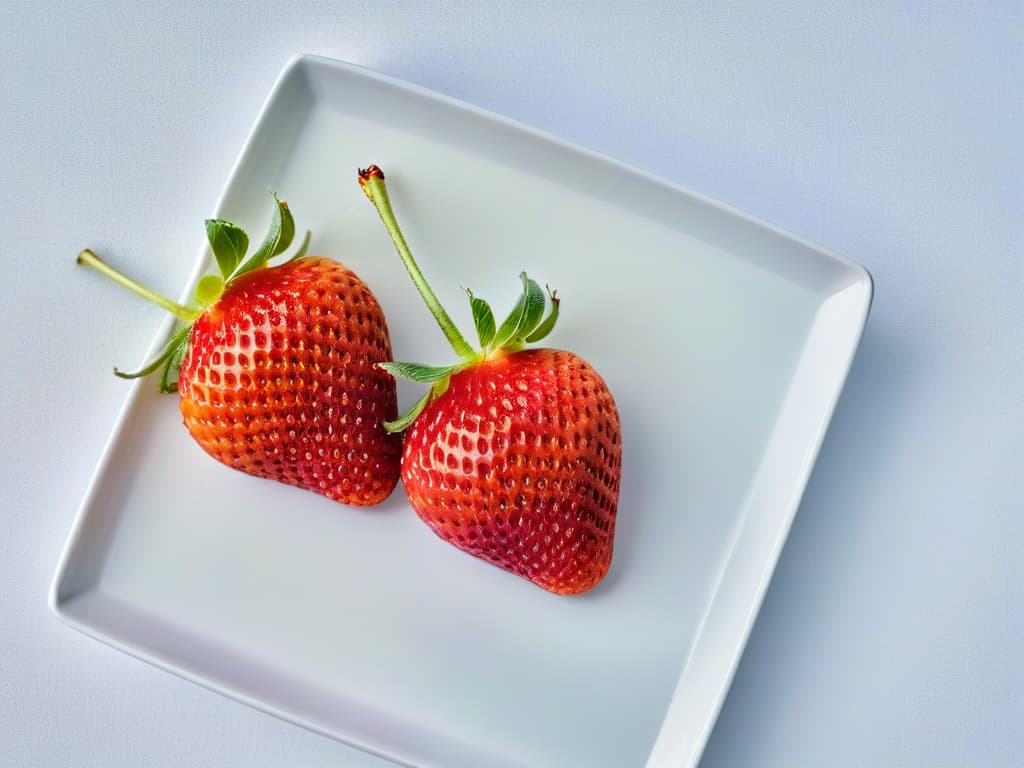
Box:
(2, 3), (1020, 767)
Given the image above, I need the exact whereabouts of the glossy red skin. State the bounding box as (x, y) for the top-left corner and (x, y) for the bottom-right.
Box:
(178, 257), (401, 506)
(402, 348), (622, 595)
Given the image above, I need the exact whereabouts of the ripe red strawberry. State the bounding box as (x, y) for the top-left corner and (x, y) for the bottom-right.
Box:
(79, 196), (401, 506)
(359, 166), (622, 594)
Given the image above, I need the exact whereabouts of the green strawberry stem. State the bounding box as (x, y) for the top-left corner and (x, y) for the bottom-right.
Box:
(359, 164), (562, 434)
(359, 166), (476, 360)
(77, 249), (200, 322)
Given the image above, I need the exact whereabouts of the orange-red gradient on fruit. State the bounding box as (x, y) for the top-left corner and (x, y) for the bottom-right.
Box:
(179, 257), (401, 506)
(401, 349), (621, 595)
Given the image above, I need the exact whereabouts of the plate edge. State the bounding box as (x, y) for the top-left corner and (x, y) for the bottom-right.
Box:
(645, 273), (873, 768)
(294, 53), (872, 282)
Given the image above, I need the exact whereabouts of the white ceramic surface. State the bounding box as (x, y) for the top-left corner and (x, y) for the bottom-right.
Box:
(51, 55), (871, 768)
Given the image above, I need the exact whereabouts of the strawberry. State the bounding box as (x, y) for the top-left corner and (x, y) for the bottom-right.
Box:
(359, 166), (622, 595)
(79, 196), (401, 506)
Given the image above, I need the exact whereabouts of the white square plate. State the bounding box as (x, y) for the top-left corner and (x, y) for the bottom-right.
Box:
(52, 55), (871, 768)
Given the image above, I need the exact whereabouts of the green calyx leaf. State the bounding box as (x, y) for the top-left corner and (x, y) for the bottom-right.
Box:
(490, 272), (547, 350)
(205, 219), (249, 279)
(196, 195), (310, 308)
(274, 201), (296, 257)
(197, 195), (301, 306)
(378, 361), (461, 383)
(466, 289), (496, 349)
(378, 362), (461, 433)
(524, 286), (560, 343)
(231, 193), (295, 279)
(159, 328), (191, 393)
(114, 323), (192, 384)
(383, 388), (433, 433)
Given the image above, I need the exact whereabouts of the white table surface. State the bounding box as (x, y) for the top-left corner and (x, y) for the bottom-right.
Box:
(2, 3), (1020, 767)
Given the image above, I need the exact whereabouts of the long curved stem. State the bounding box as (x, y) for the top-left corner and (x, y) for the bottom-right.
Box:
(359, 166), (475, 359)
(77, 249), (199, 323)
